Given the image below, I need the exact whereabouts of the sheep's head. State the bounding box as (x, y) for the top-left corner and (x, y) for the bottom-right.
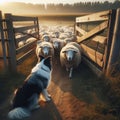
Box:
(53, 40), (60, 50)
(62, 48), (77, 62)
(42, 35), (50, 42)
(54, 31), (59, 38)
(40, 45), (52, 57)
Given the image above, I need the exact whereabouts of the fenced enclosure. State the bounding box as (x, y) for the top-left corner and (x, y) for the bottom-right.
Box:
(0, 8), (120, 75)
(75, 8), (120, 75)
(0, 11), (39, 71)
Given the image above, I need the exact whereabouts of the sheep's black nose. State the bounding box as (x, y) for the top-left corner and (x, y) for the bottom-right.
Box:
(68, 57), (72, 61)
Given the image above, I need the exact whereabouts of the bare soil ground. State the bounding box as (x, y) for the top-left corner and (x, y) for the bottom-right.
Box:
(0, 55), (119, 120)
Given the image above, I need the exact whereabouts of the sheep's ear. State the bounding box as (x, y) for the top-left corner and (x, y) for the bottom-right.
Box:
(39, 55), (44, 61)
(39, 46), (43, 48)
(44, 56), (51, 64)
(62, 50), (66, 53)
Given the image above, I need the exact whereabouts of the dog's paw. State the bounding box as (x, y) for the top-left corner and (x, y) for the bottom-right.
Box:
(48, 94), (51, 98)
(40, 95), (51, 102)
(29, 104), (40, 111)
(45, 97), (51, 102)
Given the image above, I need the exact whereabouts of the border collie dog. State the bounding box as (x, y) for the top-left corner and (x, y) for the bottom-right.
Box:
(8, 56), (52, 120)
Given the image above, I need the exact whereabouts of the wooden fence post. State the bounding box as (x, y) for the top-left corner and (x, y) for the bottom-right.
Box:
(103, 9), (116, 73)
(106, 8), (120, 75)
(5, 13), (17, 72)
(34, 17), (39, 39)
(0, 11), (8, 70)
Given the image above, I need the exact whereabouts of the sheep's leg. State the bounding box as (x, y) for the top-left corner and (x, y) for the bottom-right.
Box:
(69, 67), (73, 79)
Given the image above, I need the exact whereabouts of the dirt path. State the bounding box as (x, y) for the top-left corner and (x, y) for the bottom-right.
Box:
(0, 56), (117, 120)
(25, 59), (116, 120)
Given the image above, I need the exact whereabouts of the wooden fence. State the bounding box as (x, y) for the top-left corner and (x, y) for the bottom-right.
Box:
(75, 8), (120, 75)
(1, 9), (120, 74)
(0, 11), (39, 71)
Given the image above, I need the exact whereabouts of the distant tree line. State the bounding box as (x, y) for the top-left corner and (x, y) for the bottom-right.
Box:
(46, 0), (120, 13)
(1, 0), (120, 14)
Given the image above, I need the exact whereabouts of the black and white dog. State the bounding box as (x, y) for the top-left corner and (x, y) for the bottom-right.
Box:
(8, 56), (52, 120)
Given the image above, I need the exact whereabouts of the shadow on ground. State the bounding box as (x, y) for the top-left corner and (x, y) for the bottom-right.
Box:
(0, 55), (119, 120)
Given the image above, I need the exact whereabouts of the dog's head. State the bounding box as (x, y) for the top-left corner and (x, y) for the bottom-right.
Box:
(44, 56), (52, 70)
(38, 56), (51, 70)
(32, 56), (52, 74)
(38, 55), (44, 62)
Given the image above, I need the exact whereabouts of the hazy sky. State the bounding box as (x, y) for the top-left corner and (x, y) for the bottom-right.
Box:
(1, 0), (116, 4)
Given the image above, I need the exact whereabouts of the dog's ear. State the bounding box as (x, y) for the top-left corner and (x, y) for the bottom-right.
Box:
(44, 56), (51, 62)
(44, 56), (51, 70)
(39, 55), (44, 61)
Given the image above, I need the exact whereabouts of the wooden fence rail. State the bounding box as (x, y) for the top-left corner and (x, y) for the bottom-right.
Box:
(0, 11), (8, 69)
(0, 11), (39, 72)
(75, 9), (120, 75)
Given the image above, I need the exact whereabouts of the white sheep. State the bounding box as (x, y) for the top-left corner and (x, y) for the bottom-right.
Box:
(52, 38), (66, 51)
(52, 38), (66, 60)
(64, 35), (77, 44)
(16, 33), (25, 48)
(18, 41), (25, 48)
(36, 41), (54, 62)
(51, 31), (60, 38)
(59, 33), (70, 39)
(15, 34), (23, 39)
(25, 37), (36, 44)
(60, 42), (81, 78)
(41, 34), (51, 42)
(40, 31), (48, 38)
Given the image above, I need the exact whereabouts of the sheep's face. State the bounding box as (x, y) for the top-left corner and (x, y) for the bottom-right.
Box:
(63, 49), (77, 62)
(41, 45), (51, 57)
(42, 35), (50, 42)
(53, 41), (60, 50)
(54, 32), (59, 38)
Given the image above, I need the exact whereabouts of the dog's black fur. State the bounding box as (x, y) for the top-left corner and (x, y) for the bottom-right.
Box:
(8, 56), (52, 119)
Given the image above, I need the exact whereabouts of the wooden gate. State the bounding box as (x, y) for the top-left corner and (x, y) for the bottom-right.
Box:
(75, 9), (120, 75)
(0, 11), (39, 72)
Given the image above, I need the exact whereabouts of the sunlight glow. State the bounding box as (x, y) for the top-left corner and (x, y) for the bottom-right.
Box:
(0, 0), (116, 5)
(0, 0), (9, 4)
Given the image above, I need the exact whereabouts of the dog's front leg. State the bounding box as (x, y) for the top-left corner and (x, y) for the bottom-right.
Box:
(41, 89), (51, 102)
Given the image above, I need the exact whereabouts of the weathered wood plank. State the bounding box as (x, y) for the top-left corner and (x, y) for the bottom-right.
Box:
(16, 32), (39, 43)
(14, 24), (37, 33)
(10, 15), (37, 22)
(92, 36), (107, 44)
(81, 44), (104, 60)
(76, 10), (110, 23)
(80, 44), (104, 67)
(75, 25), (87, 35)
(5, 13), (17, 71)
(103, 9), (116, 72)
(17, 49), (35, 65)
(16, 40), (36, 55)
(106, 8), (120, 75)
(82, 51), (103, 67)
(76, 25), (107, 44)
(82, 56), (103, 76)
(0, 11), (8, 68)
(77, 21), (108, 43)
